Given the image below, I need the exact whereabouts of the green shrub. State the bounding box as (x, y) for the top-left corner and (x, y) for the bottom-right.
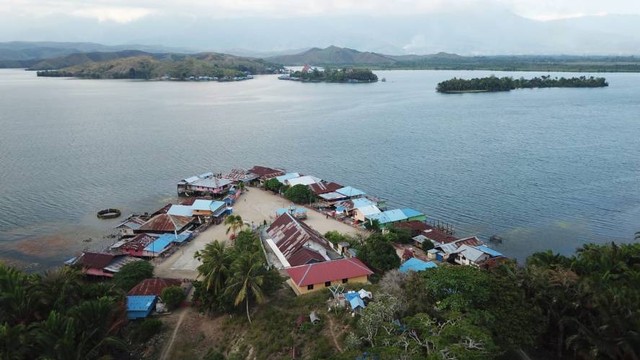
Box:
(131, 318), (163, 342)
(113, 261), (154, 291)
(161, 285), (186, 310)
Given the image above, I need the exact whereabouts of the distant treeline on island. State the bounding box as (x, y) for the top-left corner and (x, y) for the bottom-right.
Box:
(436, 75), (608, 93)
(279, 67), (378, 83)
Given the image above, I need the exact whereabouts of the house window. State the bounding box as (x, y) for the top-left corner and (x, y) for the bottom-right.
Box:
(325, 281), (331, 287)
(307, 284), (314, 290)
(342, 278), (348, 284)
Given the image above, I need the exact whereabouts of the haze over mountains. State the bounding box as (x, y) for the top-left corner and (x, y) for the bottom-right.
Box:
(1, 9), (640, 55)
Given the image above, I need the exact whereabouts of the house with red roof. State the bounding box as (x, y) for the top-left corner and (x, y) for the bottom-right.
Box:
(247, 165), (285, 180)
(285, 258), (373, 295)
(70, 252), (142, 278)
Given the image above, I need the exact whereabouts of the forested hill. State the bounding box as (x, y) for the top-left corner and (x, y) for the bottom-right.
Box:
(33, 51), (283, 80)
(267, 46), (397, 66)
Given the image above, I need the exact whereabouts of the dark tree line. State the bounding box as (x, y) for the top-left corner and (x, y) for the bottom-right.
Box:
(290, 68), (378, 83)
(436, 75), (608, 93)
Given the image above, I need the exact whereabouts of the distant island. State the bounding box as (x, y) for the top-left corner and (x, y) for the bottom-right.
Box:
(436, 75), (608, 93)
(32, 51), (283, 80)
(278, 67), (378, 83)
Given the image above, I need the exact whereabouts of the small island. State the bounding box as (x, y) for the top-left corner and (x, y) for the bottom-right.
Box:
(436, 75), (608, 93)
(279, 66), (378, 83)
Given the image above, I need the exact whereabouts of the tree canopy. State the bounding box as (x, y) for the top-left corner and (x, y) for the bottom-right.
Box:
(436, 75), (608, 93)
(284, 184), (316, 204)
(356, 233), (400, 272)
(112, 260), (154, 291)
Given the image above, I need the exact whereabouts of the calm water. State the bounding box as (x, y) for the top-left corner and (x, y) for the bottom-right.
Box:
(1, 69), (639, 269)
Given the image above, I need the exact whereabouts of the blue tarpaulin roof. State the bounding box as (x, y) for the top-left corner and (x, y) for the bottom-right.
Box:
(337, 186), (366, 197)
(401, 208), (424, 218)
(475, 245), (504, 257)
(344, 291), (365, 310)
(399, 258), (438, 273)
(127, 295), (156, 311)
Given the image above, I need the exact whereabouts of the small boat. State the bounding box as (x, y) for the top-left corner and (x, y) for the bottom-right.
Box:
(381, 78), (386, 82)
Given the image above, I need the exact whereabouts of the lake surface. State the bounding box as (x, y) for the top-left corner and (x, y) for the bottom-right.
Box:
(1, 69), (639, 270)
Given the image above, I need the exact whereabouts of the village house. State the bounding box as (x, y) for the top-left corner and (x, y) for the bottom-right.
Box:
(111, 233), (158, 258)
(365, 209), (408, 228)
(177, 172), (233, 197)
(69, 252), (142, 278)
(399, 257), (438, 273)
(265, 212), (338, 268)
(286, 175), (322, 187)
(247, 165), (285, 182)
(336, 186), (366, 199)
(285, 258), (374, 295)
(115, 216), (147, 238)
(136, 213), (193, 235)
(309, 181), (343, 195)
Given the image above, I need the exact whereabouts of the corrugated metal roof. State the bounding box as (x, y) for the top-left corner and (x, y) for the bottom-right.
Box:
(267, 213), (333, 261)
(128, 278), (182, 296)
(309, 181), (343, 195)
(115, 216), (147, 230)
(336, 186), (366, 197)
(319, 192), (347, 201)
(399, 258), (437, 273)
(366, 209), (407, 224)
(401, 208), (424, 219)
(357, 205), (381, 216)
(144, 234), (189, 253)
(138, 214), (192, 233)
(454, 245), (487, 262)
(191, 177), (232, 189)
(78, 252), (115, 269)
(127, 295), (156, 311)
(103, 256), (142, 273)
(285, 258), (373, 287)
(248, 166), (285, 179)
(275, 172), (300, 183)
(167, 205), (193, 217)
(191, 199), (212, 211)
(351, 198), (376, 209)
(475, 245), (503, 258)
(287, 175), (321, 186)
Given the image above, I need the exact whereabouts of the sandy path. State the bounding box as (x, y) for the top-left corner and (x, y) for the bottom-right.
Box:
(154, 188), (363, 279)
(159, 308), (187, 360)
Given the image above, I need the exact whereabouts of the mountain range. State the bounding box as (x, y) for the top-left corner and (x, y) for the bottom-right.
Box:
(2, 10), (640, 56)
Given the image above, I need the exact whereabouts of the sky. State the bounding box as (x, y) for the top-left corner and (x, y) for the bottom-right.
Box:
(2, 0), (640, 54)
(4, 0), (639, 23)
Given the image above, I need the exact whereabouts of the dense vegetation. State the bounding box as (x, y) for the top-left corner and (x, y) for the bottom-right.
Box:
(339, 242), (640, 359)
(0, 265), (129, 359)
(33, 51), (283, 80)
(284, 184), (316, 204)
(436, 75), (608, 93)
(193, 230), (283, 323)
(288, 68), (378, 83)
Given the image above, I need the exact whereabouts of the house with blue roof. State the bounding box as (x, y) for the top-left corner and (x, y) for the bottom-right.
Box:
(144, 233), (190, 256)
(365, 209), (408, 228)
(401, 208), (427, 222)
(475, 245), (504, 258)
(127, 295), (157, 319)
(336, 186), (366, 198)
(399, 258), (438, 273)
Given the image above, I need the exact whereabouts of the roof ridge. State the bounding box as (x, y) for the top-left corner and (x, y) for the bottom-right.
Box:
(347, 258), (372, 273)
(298, 262), (314, 286)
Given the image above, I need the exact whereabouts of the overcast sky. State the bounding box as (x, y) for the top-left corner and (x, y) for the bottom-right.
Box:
(3, 0), (640, 55)
(4, 0), (640, 23)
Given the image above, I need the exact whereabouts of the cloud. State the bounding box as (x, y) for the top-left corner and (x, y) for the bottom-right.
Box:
(2, 0), (640, 23)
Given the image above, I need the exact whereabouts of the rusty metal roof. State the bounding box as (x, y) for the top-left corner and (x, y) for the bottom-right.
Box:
(248, 165), (285, 179)
(267, 213), (332, 260)
(128, 278), (183, 296)
(138, 214), (193, 233)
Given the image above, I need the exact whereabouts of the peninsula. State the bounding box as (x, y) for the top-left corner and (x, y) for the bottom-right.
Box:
(436, 75), (608, 93)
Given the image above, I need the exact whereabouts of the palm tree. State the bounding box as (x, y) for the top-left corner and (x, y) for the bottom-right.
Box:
(224, 252), (267, 324)
(225, 214), (246, 237)
(194, 241), (231, 295)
